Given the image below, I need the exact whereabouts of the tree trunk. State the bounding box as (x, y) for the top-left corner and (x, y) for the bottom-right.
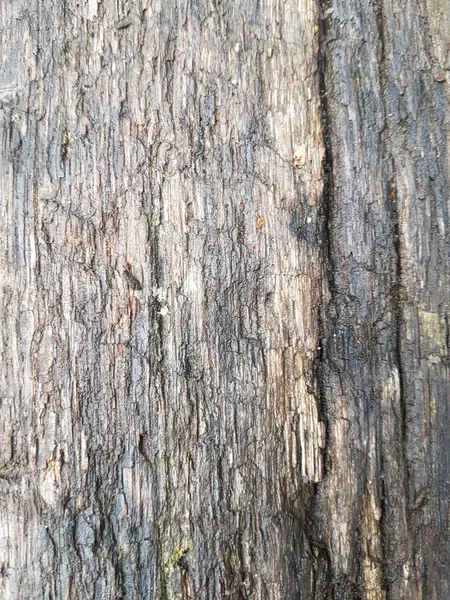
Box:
(1, 0), (449, 598)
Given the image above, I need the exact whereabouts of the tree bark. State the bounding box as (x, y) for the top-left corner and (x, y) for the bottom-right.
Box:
(0, 0), (448, 598)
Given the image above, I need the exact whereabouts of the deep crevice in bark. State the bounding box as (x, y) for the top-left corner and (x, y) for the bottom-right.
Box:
(377, 5), (407, 449)
(377, 0), (408, 457)
(316, 0), (335, 477)
(378, 4), (411, 595)
(304, 7), (337, 595)
(387, 159), (407, 443)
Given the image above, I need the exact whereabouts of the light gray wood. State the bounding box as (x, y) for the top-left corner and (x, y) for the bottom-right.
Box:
(0, 0), (448, 598)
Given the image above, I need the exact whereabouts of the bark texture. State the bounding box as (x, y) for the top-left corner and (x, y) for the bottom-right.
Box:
(0, 0), (448, 598)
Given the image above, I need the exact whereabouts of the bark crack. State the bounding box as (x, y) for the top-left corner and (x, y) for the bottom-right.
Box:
(377, 0), (407, 443)
(315, 0), (335, 475)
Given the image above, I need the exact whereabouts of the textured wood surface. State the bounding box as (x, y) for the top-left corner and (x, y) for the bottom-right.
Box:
(0, 0), (449, 598)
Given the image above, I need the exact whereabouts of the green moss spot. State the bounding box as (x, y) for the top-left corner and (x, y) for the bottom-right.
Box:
(63, 41), (73, 66)
(418, 309), (446, 358)
(0, 465), (15, 481)
(162, 538), (193, 600)
(430, 397), (437, 422)
(147, 213), (160, 239)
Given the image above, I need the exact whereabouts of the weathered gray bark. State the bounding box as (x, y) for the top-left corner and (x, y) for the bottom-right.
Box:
(0, 0), (448, 598)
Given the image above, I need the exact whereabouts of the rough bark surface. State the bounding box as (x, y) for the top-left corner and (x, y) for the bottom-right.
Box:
(0, 0), (448, 598)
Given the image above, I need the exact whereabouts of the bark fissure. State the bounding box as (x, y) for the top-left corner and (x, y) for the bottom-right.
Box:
(387, 161), (407, 442)
(316, 0), (335, 477)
